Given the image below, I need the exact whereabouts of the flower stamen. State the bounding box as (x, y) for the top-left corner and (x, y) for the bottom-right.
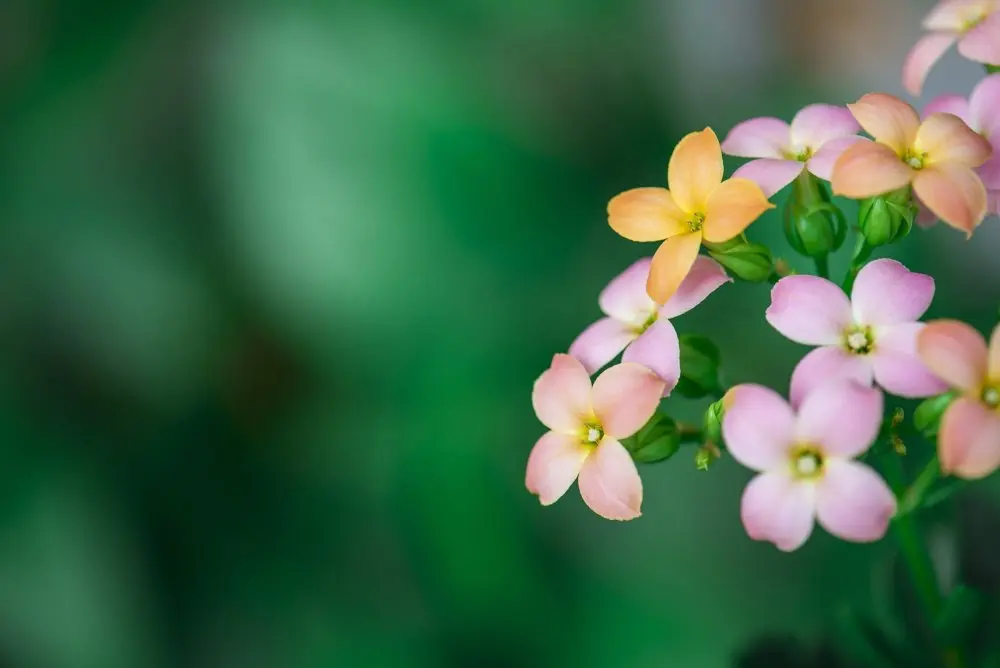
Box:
(901, 148), (927, 170)
(688, 212), (706, 233)
(582, 423), (605, 446)
(844, 326), (875, 355)
(982, 385), (1000, 409)
(790, 444), (825, 480)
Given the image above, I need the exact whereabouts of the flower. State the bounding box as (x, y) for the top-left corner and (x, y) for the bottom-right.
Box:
(569, 256), (730, 392)
(917, 320), (1000, 478)
(919, 75), (1000, 226)
(608, 128), (774, 304)
(831, 93), (992, 235)
(721, 104), (862, 196)
(767, 259), (947, 406)
(526, 355), (666, 520)
(723, 381), (895, 551)
(903, 0), (1000, 96)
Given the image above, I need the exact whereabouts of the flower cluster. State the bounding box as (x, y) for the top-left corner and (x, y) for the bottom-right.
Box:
(526, 0), (1000, 558)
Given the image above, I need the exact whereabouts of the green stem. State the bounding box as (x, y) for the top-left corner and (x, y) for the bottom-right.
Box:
(896, 456), (941, 518)
(841, 235), (874, 292)
(813, 254), (829, 279)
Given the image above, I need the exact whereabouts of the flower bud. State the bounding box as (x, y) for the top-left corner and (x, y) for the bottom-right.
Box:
(706, 241), (773, 283)
(914, 391), (959, 439)
(987, 64), (1000, 74)
(782, 173), (847, 258)
(622, 412), (681, 464)
(702, 396), (725, 446)
(674, 334), (722, 399)
(695, 443), (721, 471)
(858, 187), (916, 247)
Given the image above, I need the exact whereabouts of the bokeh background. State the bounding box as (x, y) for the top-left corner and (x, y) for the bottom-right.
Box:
(1, 1), (1000, 666)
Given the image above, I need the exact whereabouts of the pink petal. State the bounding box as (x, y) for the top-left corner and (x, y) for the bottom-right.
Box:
(790, 104), (861, 150)
(569, 318), (636, 375)
(917, 320), (989, 392)
(915, 200), (940, 228)
(847, 93), (921, 153)
(923, 94), (971, 124)
(913, 164), (988, 235)
(806, 136), (865, 181)
(525, 431), (590, 505)
(532, 354), (593, 432)
(923, 1), (979, 31)
(850, 259), (935, 326)
(871, 323), (950, 397)
(598, 257), (657, 325)
(789, 346), (874, 410)
(939, 397), (1000, 479)
(740, 472), (816, 552)
(958, 13), (1000, 65)
(720, 117), (791, 158)
(916, 112), (993, 167)
(903, 33), (956, 96)
(980, 155), (1000, 189)
(732, 159), (804, 198)
(659, 255), (732, 319)
(970, 74), (1000, 138)
(990, 323), (1000, 378)
(721, 384), (795, 471)
(815, 460), (896, 543)
(621, 318), (680, 396)
(766, 275), (853, 346)
(830, 141), (914, 200)
(577, 438), (643, 520)
(590, 362), (665, 439)
(795, 380), (884, 459)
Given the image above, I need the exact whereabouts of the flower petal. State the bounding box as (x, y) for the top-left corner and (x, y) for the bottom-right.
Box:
(668, 128), (724, 213)
(970, 74), (1000, 138)
(766, 275), (853, 346)
(791, 104), (861, 150)
(608, 188), (688, 242)
(532, 354), (593, 432)
(795, 380), (884, 459)
(646, 231), (702, 305)
(622, 318), (680, 396)
(917, 112), (993, 167)
(989, 323), (1000, 379)
(958, 12), (1000, 65)
(732, 159), (804, 198)
(525, 431), (590, 506)
(720, 117), (791, 158)
(851, 258), (935, 326)
(916, 319), (989, 392)
(807, 136), (865, 181)
(659, 255), (731, 319)
(847, 93), (921, 153)
(923, 94), (971, 124)
(591, 362), (665, 439)
(924, 1), (980, 30)
(597, 257), (656, 324)
(871, 323), (950, 397)
(980, 155), (1000, 189)
(913, 164), (988, 235)
(789, 346), (874, 410)
(569, 318), (636, 375)
(903, 33), (957, 96)
(740, 472), (816, 552)
(722, 384), (795, 471)
(939, 397), (1000, 479)
(815, 460), (896, 543)
(577, 438), (643, 520)
(830, 141), (914, 199)
(702, 178), (774, 243)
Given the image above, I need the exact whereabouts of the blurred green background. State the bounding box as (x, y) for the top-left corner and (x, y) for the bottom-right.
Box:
(1, 1), (999, 666)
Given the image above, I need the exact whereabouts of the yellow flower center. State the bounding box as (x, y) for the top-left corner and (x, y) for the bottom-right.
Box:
(790, 444), (825, 480)
(688, 212), (706, 233)
(634, 310), (658, 335)
(982, 384), (1000, 410)
(901, 148), (927, 170)
(844, 326), (875, 355)
(784, 146), (814, 162)
(582, 423), (605, 446)
(962, 12), (988, 33)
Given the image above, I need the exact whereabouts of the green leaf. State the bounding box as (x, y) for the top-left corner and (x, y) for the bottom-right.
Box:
(674, 334), (721, 399)
(935, 585), (985, 647)
(914, 392), (958, 439)
(622, 413), (681, 464)
(836, 608), (929, 667)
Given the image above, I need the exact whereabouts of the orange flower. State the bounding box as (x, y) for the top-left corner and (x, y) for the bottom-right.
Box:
(831, 93), (993, 235)
(608, 128), (774, 304)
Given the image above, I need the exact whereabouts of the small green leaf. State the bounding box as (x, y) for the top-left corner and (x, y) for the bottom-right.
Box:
(935, 585), (985, 647)
(622, 413), (680, 464)
(674, 334), (721, 399)
(914, 391), (958, 439)
(986, 64), (1000, 74)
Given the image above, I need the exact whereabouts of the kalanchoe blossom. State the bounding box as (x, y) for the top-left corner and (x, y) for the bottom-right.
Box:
(723, 381), (895, 551)
(919, 75), (1000, 226)
(608, 128), (773, 304)
(831, 93), (993, 235)
(569, 256), (730, 393)
(917, 321), (1000, 479)
(526, 355), (666, 520)
(767, 259), (947, 406)
(903, 0), (1000, 96)
(721, 104), (862, 196)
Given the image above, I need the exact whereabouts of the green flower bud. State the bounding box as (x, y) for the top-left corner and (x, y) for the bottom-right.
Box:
(858, 187), (916, 247)
(674, 334), (722, 399)
(782, 172), (847, 258)
(986, 64), (1000, 74)
(914, 391), (959, 439)
(695, 443), (721, 471)
(622, 412), (681, 464)
(706, 241), (773, 283)
(702, 396), (725, 446)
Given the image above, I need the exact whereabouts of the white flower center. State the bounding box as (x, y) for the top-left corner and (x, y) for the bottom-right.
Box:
(983, 386), (1000, 409)
(844, 326), (875, 355)
(847, 332), (868, 350)
(587, 427), (601, 443)
(790, 445), (825, 480)
(582, 423), (605, 446)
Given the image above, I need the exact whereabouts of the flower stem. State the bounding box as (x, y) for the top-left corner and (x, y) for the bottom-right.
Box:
(813, 254), (829, 279)
(896, 455), (941, 518)
(841, 235), (874, 292)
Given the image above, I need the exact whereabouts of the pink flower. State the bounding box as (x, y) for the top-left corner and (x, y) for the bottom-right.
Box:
(721, 104), (862, 196)
(919, 75), (1000, 226)
(903, 0), (1000, 96)
(526, 355), (666, 520)
(723, 381), (895, 551)
(767, 259), (947, 407)
(569, 256), (730, 393)
(917, 320), (1000, 479)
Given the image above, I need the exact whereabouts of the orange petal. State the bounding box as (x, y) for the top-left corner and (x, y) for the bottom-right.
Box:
(646, 232), (701, 305)
(913, 164), (987, 235)
(916, 112), (993, 168)
(916, 319), (988, 393)
(848, 93), (920, 154)
(989, 323), (1000, 381)
(668, 128), (723, 213)
(702, 178), (774, 243)
(607, 187), (688, 242)
(830, 141), (914, 199)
